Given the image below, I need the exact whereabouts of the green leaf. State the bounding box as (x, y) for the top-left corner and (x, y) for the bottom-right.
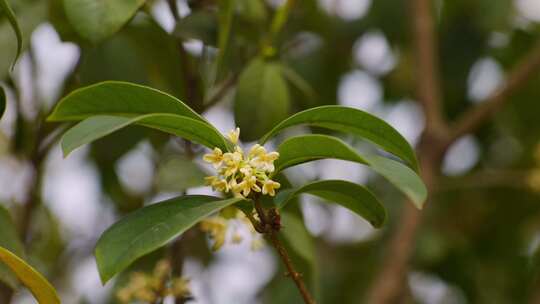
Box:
(63, 0), (146, 43)
(61, 114), (230, 156)
(260, 105), (419, 171)
(0, 86), (5, 120)
(216, 0), (235, 78)
(275, 180), (387, 228)
(273, 134), (368, 172)
(173, 11), (218, 45)
(0, 246), (60, 304)
(0, 0), (22, 68)
(49, 81), (202, 122)
(0, 205), (24, 288)
(274, 135), (427, 209)
(234, 59), (290, 141)
(95, 195), (247, 283)
(280, 212), (315, 264)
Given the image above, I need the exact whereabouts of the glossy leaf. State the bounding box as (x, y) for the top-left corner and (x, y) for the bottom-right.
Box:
(63, 0), (145, 43)
(260, 105), (419, 171)
(0, 206), (24, 288)
(95, 195), (247, 283)
(275, 180), (386, 228)
(61, 114), (230, 156)
(0, 247), (60, 304)
(234, 59), (290, 141)
(0, 86), (5, 120)
(0, 0), (22, 68)
(48, 81), (203, 122)
(275, 135), (427, 209)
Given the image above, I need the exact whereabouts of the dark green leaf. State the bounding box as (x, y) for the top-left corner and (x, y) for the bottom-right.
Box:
(173, 11), (218, 45)
(260, 105), (419, 171)
(0, 246), (60, 304)
(234, 59), (290, 141)
(61, 114), (230, 156)
(0, 86), (6, 120)
(63, 0), (146, 43)
(156, 157), (209, 192)
(217, 0), (235, 78)
(0, 0), (22, 68)
(48, 81), (203, 122)
(280, 212), (316, 264)
(95, 195), (247, 283)
(0, 205), (24, 288)
(275, 180), (386, 228)
(274, 135), (427, 209)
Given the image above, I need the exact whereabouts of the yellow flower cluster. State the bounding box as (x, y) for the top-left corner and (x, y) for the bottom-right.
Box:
(203, 128), (281, 198)
(199, 208), (265, 251)
(116, 260), (191, 303)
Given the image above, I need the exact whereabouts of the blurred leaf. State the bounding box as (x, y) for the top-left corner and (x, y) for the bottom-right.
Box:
(236, 0), (267, 24)
(61, 114), (230, 156)
(173, 11), (218, 45)
(49, 81), (204, 123)
(63, 0), (145, 43)
(0, 86), (5, 120)
(280, 211), (316, 264)
(234, 59), (290, 141)
(0, 1), (46, 78)
(0, 246), (60, 304)
(275, 180), (386, 228)
(0, 0), (22, 68)
(274, 135), (427, 209)
(260, 105), (419, 171)
(78, 17), (186, 100)
(217, 0), (235, 78)
(281, 65), (316, 99)
(156, 157), (208, 192)
(0, 206), (23, 288)
(95, 195), (247, 283)
(269, 0), (293, 38)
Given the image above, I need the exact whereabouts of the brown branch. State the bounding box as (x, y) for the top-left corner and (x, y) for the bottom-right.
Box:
(252, 200), (316, 304)
(449, 40), (540, 142)
(410, 0), (447, 136)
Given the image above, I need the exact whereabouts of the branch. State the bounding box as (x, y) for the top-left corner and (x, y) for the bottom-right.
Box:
(411, 0), (447, 136)
(252, 200), (316, 304)
(449, 40), (540, 142)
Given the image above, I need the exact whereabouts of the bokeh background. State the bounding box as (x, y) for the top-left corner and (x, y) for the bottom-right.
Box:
(2, 0), (540, 303)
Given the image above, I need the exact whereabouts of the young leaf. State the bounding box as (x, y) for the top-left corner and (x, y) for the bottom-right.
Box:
(63, 0), (146, 43)
(61, 114), (231, 156)
(95, 195), (247, 283)
(0, 247), (60, 304)
(274, 135), (427, 209)
(234, 59), (290, 141)
(48, 81), (204, 122)
(0, 86), (6, 120)
(0, 0), (22, 68)
(0, 206), (24, 288)
(274, 180), (387, 228)
(260, 105), (419, 171)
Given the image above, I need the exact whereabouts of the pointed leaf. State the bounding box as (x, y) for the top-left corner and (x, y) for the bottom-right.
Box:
(0, 86), (5, 120)
(61, 114), (230, 156)
(234, 59), (290, 141)
(260, 105), (419, 171)
(48, 81), (204, 122)
(95, 195), (247, 283)
(275, 180), (386, 228)
(63, 0), (146, 43)
(0, 246), (60, 304)
(0, 205), (24, 288)
(274, 135), (427, 209)
(0, 0), (22, 68)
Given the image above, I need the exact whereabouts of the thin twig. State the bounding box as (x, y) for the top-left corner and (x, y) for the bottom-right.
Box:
(252, 199), (316, 304)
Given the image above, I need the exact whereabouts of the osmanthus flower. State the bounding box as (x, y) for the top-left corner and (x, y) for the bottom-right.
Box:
(203, 127), (281, 199)
(116, 260), (191, 303)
